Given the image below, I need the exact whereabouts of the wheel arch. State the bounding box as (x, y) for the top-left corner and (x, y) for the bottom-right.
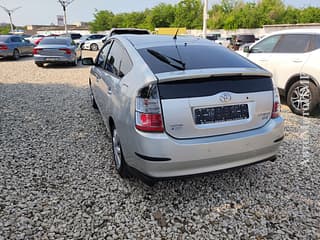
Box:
(284, 73), (319, 98)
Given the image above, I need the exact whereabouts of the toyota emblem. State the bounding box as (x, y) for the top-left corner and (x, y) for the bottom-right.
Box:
(219, 93), (232, 103)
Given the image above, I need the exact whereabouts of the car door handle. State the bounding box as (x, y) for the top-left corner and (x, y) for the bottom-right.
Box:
(107, 87), (112, 95)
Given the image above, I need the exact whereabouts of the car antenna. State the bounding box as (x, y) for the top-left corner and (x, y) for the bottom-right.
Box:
(173, 28), (185, 70)
(173, 28), (179, 40)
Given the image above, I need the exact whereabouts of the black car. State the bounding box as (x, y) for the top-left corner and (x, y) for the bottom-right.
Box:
(229, 34), (255, 50)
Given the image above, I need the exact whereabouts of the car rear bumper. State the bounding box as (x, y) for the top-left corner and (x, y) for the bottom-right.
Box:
(34, 55), (75, 63)
(127, 117), (284, 178)
(0, 50), (13, 57)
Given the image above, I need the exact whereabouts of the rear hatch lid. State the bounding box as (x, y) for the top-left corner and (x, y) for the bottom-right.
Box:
(156, 68), (274, 139)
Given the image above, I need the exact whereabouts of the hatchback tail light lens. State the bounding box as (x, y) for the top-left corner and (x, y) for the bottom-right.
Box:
(0, 44), (8, 50)
(272, 87), (281, 118)
(59, 48), (72, 54)
(135, 84), (164, 132)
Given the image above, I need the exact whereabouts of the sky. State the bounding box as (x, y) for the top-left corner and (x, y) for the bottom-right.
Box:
(0, 0), (319, 26)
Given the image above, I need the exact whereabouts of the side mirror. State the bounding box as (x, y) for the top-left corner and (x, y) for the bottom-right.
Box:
(243, 45), (250, 53)
(82, 57), (94, 65)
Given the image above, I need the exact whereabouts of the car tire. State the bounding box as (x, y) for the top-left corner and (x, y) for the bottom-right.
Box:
(287, 80), (318, 116)
(12, 49), (20, 60)
(90, 43), (98, 51)
(111, 126), (129, 178)
(35, 62), (44, 67)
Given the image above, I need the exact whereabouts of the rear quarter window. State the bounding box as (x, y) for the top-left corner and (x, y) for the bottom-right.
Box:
(138, 45), (258, 74)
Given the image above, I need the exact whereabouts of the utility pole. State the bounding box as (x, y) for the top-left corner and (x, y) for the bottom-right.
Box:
(57, 0), (75, 34)
(0, 5), (21, 32)
(202, 0), (208, 38)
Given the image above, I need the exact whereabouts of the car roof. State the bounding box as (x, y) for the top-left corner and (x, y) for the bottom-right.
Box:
(267, 28), (320, 35)
(113, 34), (213, 49)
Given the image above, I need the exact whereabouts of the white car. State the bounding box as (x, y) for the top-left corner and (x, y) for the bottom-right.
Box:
(242, 29), (320, 115)
(82, 35), (107, 51)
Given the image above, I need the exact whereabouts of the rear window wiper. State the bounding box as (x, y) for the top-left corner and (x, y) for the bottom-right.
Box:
(147, 49), (185, 70)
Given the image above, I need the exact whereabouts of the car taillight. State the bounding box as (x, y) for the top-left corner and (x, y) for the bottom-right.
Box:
(272, 87), (281, 118)
(59, 48), (72, 54)
(35, 37), (43, 45)
(32, 48), (42, 54)
(135, 84), (164, 132)
(0, 44), (8, 50)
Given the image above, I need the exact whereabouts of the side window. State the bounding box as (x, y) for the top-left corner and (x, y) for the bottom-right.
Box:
(273, 34), (312, 53)
(251, 35), (281, 53)
(105, 41), (132, 78)
(96, 41), (112, 68)
(11, 37), (22, 43)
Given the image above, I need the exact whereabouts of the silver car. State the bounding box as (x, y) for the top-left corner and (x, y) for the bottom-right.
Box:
(82, 35), (284, 181)
(0, 35), (34, 60)
(33, 37), (82, 67)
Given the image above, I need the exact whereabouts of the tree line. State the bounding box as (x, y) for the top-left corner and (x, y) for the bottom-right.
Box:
(89, 0), (320, 32)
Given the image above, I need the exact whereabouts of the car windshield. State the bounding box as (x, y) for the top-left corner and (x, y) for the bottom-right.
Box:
(0, 36), (9, 42)
(39, 38), (69, 45)
(138, 44), (257, 74)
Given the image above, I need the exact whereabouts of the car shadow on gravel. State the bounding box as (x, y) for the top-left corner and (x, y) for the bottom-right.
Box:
(0, 55), (34, 62)
(38, 63), (90, 69)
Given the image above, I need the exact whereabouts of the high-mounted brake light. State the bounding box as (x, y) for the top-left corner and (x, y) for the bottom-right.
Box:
(135, 84), (164, 132)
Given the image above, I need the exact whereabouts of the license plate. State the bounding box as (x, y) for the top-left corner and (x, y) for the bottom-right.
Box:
(194, 104), (249, 124)
(46, 57), (60, 61)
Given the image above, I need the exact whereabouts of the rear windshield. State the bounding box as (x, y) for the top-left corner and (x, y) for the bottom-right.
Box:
(0, 36), (9, 42)
(138, 45), (258, 74)
(40, 38), (69, 45)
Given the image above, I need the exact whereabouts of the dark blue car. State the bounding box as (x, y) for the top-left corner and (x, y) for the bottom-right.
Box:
(0, 35), (34, 60)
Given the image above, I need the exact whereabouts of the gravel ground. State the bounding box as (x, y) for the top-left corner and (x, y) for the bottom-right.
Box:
(0, 53), (319, 239)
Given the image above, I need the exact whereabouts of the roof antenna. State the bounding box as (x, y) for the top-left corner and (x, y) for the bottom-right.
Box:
(173, 28), (179, 40)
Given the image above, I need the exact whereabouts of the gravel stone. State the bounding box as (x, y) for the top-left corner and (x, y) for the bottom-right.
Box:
(0, 52), (319, 239)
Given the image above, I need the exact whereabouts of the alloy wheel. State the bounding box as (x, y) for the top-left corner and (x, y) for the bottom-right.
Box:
(290, 85), (311, 112)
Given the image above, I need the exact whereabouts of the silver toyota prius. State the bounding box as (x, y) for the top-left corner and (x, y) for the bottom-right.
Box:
(82, 34), (284, 181)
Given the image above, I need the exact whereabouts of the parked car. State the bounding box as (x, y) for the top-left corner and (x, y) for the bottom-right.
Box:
(82, 34), (284, 182)
(33, 36), (82, 67)
(78, 34), (106, 49)
(60, 33), (82, 44)
(242, 29), (320, 115)
(101, 28), (151, 44)
(229, 34), (256, 50)
(82, 35), (107, 51)
(26, 34), (45, 44)
(0, 35), (34, 60)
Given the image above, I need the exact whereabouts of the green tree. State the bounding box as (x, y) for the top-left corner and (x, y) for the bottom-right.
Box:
(299, 7), (320, 23)
(173, 0), (203, 29)
(89, 10), (114, 32)
(145, 3), (175, 29)
(0, 25), (10, 34)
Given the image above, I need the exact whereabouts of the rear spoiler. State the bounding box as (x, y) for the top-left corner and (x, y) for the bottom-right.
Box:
(155, 68), (272, 83)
